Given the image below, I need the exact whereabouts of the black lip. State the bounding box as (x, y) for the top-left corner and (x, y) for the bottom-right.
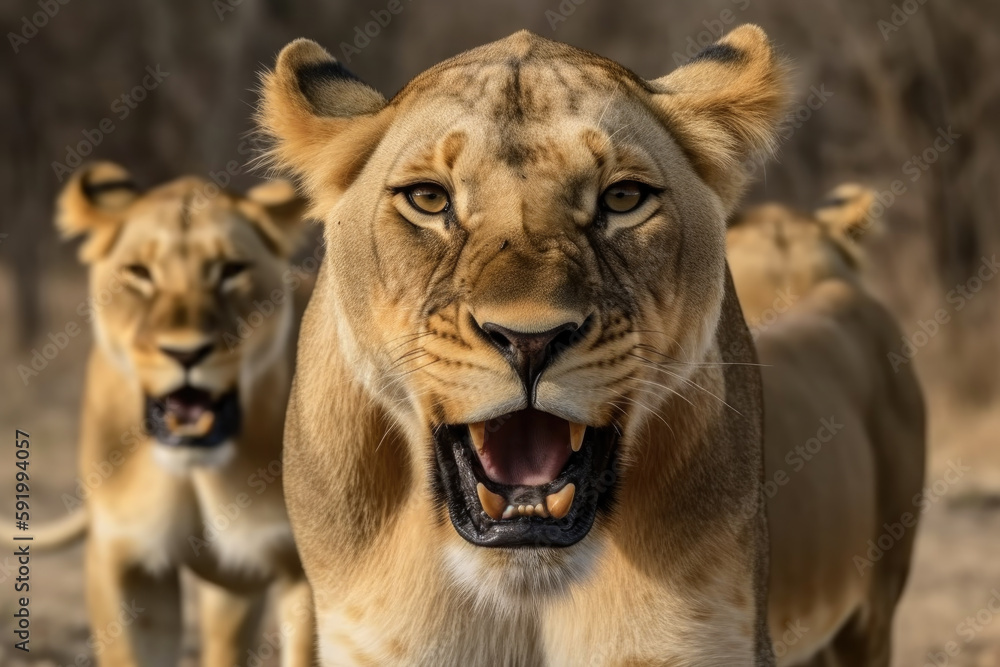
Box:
(144, 388), (241, 448)
(433, 421), (619, 548)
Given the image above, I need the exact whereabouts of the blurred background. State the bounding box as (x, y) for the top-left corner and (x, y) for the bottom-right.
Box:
(1, 0), (998, 664)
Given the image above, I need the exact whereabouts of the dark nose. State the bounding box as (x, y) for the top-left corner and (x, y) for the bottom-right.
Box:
(160, 343), (215, 369)
(479, 321), (581, 397)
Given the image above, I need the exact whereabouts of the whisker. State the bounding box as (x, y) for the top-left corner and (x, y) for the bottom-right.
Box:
(629, 351), (768, 369)
(637, 361), (742, 416)
(626, 375), (695, 408)
(607, 389), (672, 432)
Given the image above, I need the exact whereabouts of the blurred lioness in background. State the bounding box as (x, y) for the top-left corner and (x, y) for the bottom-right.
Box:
(35, 162), (316, 666)
(728, 185), (926, 666)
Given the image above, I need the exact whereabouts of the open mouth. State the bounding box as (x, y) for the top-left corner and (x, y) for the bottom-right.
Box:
(434, 408), (619, 548)
(145, 386), (240, 448)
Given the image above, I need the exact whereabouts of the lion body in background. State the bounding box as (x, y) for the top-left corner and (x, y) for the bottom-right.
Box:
(728, 189), (926, 666)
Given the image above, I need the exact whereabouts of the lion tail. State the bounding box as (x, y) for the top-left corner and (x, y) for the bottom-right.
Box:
(12, 509), (89, 552)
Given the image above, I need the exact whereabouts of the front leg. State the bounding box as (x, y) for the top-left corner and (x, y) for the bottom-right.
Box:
(198, 580), (267, 667)
(85, 539), (182, 667)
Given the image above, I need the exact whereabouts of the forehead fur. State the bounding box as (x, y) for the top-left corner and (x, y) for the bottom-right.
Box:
(260, 26), (788, 215)
(56, 162), (306, 262)
(383, 33), (660, 175)
(393, 31), (649, 113)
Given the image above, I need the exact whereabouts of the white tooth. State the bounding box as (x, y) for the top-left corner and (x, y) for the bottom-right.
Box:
(570, 423), (586, 452)
(469, 422), (486, 452)
(546, 483), (576, 520)
(476, 483), (505, 520)
(502, 505), (516, 519)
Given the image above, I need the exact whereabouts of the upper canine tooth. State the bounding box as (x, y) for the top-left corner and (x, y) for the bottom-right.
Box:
(546, 483), (576, 520)
(476, 483), (505, 520)
(469, 422), (486, 452)
(570, 423), (586, 452)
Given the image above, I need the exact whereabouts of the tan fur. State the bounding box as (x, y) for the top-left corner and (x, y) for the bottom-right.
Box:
(52, 162), (316, 666)
(260, 27), (789, 665)
(727, 188), (925, 666)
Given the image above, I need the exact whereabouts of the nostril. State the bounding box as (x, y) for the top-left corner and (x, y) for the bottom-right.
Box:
(160, 343), (215, 369)
(486, 329), (513, 352)
(548, 326), (580, 359)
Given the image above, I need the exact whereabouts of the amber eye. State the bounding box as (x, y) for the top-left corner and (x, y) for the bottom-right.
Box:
(220, 261), (251, 282)
(601, 181), (647, 213)
(405, 183), (450, 214)
(124, 264), (152, 281)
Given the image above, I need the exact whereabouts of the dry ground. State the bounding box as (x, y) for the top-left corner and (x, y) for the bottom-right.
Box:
(1, 267), (998, 666)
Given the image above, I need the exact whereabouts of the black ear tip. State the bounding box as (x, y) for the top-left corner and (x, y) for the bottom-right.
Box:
(296, 60), (364, 97)
(689, 43), (746, 65)
(817, 196), (849, 209)
(79, 163), (138, 202)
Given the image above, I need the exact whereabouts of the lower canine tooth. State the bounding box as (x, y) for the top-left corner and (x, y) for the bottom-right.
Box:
(570, 423), (586, 452)
(546, 483), (576, 520)
(192, 411), (215, 436)
(502, 505), (516, 519)
(476, 483), (505, 520)
(469, 422), (486, 452)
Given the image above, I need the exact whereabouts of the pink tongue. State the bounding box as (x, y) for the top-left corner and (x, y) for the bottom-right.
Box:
(165, 388), (211, 425)
(477, 409), (572, 486)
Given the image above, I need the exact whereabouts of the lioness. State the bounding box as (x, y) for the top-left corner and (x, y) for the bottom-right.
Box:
(259, 25), (790, 665)
(46, 162), (315, 666)
(728, 188), (926, 666)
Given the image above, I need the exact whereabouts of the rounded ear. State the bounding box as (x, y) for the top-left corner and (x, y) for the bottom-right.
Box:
(647, 25), (791, 213)
(243, 179), (310, 257)
(257, 39), (392, 205)
(56, 161), (140, 262)
(815, 183), (881, 242)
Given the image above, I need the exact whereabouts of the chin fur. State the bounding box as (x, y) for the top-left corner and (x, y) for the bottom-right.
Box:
(443, 536), (603, 615)
(153, 440), (236, 474)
